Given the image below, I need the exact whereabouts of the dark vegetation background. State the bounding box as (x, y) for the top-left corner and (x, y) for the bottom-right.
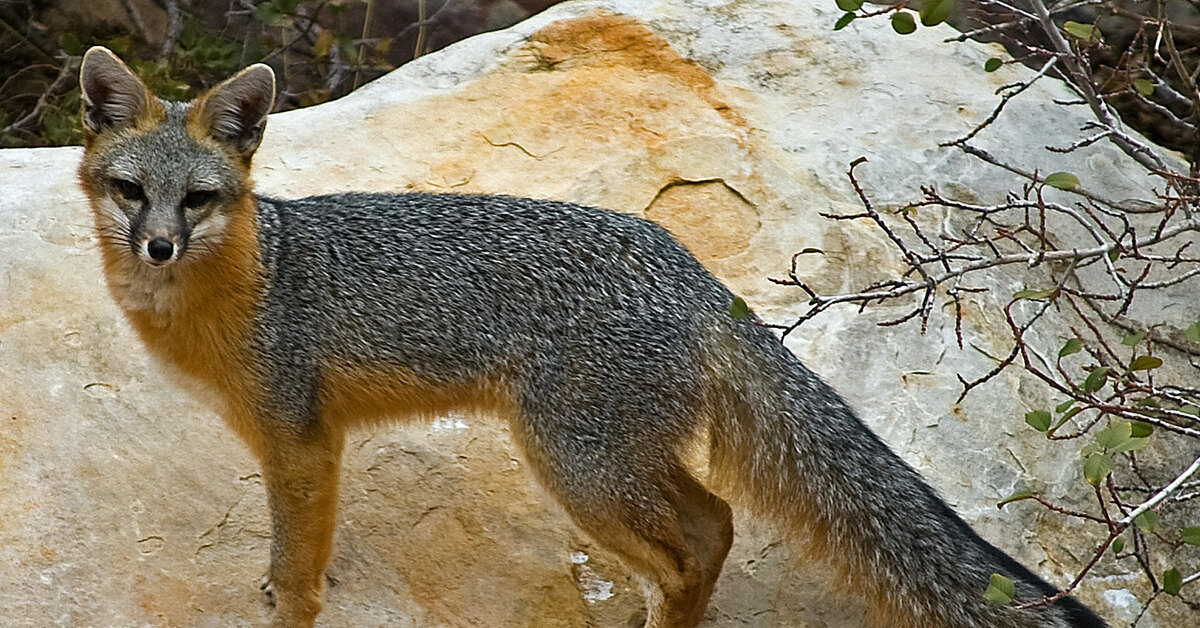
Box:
(2, 0), (1200, 155)
(0, 0), (562, 147)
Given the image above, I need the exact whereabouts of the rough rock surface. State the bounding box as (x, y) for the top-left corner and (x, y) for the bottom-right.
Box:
(1, 0), (1194, 626)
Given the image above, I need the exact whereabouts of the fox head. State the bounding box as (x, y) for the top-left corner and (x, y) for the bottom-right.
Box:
(78, 47), (275, 268)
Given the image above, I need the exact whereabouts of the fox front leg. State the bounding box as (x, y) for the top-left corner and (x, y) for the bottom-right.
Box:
(256, 424), (345, 628)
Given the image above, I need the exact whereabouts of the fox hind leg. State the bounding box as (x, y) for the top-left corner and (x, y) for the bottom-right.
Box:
(513, 418), (732, 627)
(669, 469), (734, 619)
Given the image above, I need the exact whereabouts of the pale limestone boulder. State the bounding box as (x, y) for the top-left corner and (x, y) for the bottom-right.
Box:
(1, 0), (1194, 626)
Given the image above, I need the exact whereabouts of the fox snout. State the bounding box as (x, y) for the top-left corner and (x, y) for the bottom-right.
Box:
(138, 234), (182, 265)
(112, 180), (192, 267)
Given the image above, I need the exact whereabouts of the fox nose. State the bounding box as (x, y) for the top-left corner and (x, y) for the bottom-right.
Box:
(146, 238), (175, 262)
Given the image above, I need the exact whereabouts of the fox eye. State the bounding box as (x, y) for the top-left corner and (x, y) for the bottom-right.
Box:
(183, 190), (216, 209)
(111, 178), (145, 202)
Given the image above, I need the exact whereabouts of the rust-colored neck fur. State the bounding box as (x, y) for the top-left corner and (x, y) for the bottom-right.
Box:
(96, 194), (264, 406)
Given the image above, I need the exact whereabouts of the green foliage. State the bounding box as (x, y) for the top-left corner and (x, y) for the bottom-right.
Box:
(59, 32), (86, 56)
(984, 57), (1003, 72)
(1128, 355), (1162, 372)
(998, 490), (1034, 507)
(1133, 79), (1154, 96)
(1133, 510), (1159, 533)
(1095, 421), (1132, 449)
(1025, 410), (1052, 432)
(1095, 421), (1149, 452)
(1112, 536), (1125, 553)
(176, 20), (243, 78)
(983, 573), (1015, 605)
(1162, 567), (1182, 595)
(1044, 171), (1080, 190)
(728, 296), (751, 320)
(1059, 338), (1083, 357)
(255, 1), (290, 27)
(1063, 21), (1102, 44)
(34, 87), (82, 146)
(1014, 288), (1057, 300)
(1083, 453), (1111, 486)
(891, 12), (917, 35)
(1181, 526), (1200, 546)
(1121, 332), (1144, 346)
(129, 60), (190, 101)
(835, 0), (864, 11)
(919, 0), (955, 27)
(1082, 366), (1110, 394)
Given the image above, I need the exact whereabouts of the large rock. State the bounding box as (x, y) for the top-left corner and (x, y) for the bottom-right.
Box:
(1, 0), (1193, 625)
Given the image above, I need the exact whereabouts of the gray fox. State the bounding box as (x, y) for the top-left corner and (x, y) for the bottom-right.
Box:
(77, 46), (1108, 628)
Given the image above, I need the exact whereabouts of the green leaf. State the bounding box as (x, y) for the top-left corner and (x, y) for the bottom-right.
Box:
(103, 35), (132, 55)
(834, 11), (856, 30)
(1186, 321), (1200, 343)
(1131, 421), (1153, 437)
(1084, 453), (1111, 486)
(1082, 366), (1111, 393)
(1163, 567), (1182, 596)
(728, 296), (750, 320)
(1134, 510), (1159, 533)
(1133, 79), (1154, 97)
(998, 490), (1034, 508)
(1063, 21), (1102, 43)
(1181, 406), (1200, 417)
(1081, 443), (1101, 458)
(919, 0), (955, 26)
(1111, 437), (1149, 452)
(254, 2), (285, 25)
(1045, 172), (1080, 190)
(1121, 332), (1145, 346)
(1181, 526), (1200, 546)
(1014, 288), (1058, 300)
(1025, 410), (1052, 432)
(1055, 399), (1075, 414)
(60, 32), (86, 56)
(983, 573), (1015, 605)
(1129, 355), (1163, 371)
(891, 12), (917, 35)
(984, 57), (1003, 72)
(1111, 536), (1125, 553)
(1096, 422), (1132, 449)
(1059, 338), (1083, 357)
(835, 0), (863, 11)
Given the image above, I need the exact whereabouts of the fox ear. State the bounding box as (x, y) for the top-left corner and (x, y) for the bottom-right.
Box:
(195, 64), (275, 157)
(79, 46), (154, 137)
